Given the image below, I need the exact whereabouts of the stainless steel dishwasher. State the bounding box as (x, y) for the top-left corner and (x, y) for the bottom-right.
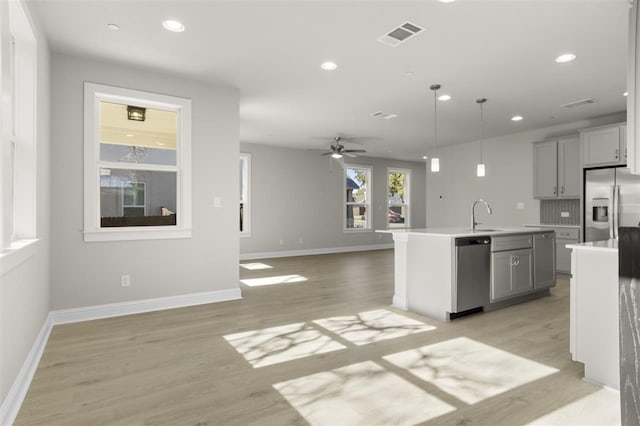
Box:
(452, 236), (491, 318)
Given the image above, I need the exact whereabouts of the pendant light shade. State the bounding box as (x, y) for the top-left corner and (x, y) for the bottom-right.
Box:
(476, 98), (487, 177)
(430, 84), (441, 173)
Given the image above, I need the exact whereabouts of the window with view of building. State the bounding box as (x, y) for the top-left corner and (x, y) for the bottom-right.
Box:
(387, 168), (410, 228)
(344, 165), (371, 231)
(240, 153), (251, 236)
(84, 83), (191, 241)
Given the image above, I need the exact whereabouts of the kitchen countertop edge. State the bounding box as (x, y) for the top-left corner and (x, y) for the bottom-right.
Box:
(377, 227), (554, 238)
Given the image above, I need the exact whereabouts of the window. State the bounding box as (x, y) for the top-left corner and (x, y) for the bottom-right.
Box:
(83, 83), (192, 241)
(387, 168), (411, 228)
(240, 153), (251, 236)
(1, 0), (37, 252)
(344, 165), (372, 231)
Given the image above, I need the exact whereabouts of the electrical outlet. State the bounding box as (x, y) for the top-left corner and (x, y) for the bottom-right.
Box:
(213, 197), (221, 208)
(298, 237), (303, 244)
(121, 274), (131, 287)
(517, 202), (525, 210)
(279, 239), (284, 245)
(561, 211), (570, 218)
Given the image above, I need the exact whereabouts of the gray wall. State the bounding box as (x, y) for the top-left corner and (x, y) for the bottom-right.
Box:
(240, 143), (426, 256)
(426, 113), (626, 228)
(50, 53), (239, 310)
(0, 3), (51, 404)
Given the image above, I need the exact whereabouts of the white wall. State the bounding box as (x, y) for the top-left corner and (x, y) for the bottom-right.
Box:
(426, 113), (626, 228)
(240, 143), (426, 256)
(50, 53), (240, 310)
(0, 1), (51, 406)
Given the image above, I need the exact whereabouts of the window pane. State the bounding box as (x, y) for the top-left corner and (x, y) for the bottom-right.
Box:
(388, 205), (408, 228)
(99, 101), (177, 166)
(100, 168), (177, 227)
(388, 171), (407, 205)
(346, 205), (367, 229)
(346, 167), (367, 203)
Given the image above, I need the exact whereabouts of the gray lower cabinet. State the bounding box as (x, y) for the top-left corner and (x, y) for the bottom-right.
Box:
(491, 248), (533, 301)
(553, 228), (580, 273)
(534, 233), (556, 288)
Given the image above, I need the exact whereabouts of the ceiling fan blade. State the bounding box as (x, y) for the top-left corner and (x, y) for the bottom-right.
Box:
(343, 149), (366, 153)
(321, 152), (333, 156)
(343, 152), (358, 158)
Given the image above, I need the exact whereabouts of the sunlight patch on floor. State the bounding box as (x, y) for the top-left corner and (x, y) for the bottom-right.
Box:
(240, 274), (307, 287)
(273, 360), (455, 426)
(313, 309), (436, 346)
(240, 262), (273, 270)
(223, 322), (345, 368)
(525, 388), (621, 425)
(384, 337), (559, 404)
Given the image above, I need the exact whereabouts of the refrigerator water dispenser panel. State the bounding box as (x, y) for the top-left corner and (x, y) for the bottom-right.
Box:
(592, 198), (609, 222)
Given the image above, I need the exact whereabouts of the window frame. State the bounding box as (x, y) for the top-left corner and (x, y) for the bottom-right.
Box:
(343, 164), (372, 232)
(240, 153), (251, 237)
(83, 82), (192, 242)
(387, 167), (411, 229)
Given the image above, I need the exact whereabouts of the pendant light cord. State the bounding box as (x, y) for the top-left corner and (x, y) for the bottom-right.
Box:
(480, 101), (484, 163)
(433, 87), (437, 157)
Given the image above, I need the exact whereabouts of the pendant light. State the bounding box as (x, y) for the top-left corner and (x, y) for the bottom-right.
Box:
(476, 98), (487, 177)
(430, 84), (441, 172)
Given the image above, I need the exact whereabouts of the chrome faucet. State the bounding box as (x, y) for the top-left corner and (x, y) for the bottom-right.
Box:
(471, 199), (493, 231)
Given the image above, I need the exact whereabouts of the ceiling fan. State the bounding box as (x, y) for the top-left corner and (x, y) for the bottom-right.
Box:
(321, 137), (366, 159)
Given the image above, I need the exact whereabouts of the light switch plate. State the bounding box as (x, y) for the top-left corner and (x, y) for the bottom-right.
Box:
(214, 197), (221, 208)
(517, 202), (525, 210)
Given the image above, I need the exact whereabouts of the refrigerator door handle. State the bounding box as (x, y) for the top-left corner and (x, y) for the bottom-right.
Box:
(609, 185), (615, 240)
(613, 185), (620, 240)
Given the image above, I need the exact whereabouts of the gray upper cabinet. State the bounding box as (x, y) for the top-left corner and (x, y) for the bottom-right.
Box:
(581, 124), (626, 167)
(533, 136), (579, 199)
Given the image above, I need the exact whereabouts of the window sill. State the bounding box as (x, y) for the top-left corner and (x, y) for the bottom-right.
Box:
(1, 239), (41, 276)
(240, 232), (252, 238)
(343, 228), (374, 233)
(84, 228), (192, 242)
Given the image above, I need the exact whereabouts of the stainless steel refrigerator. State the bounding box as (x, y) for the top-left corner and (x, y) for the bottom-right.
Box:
(584, 167), (640, 242)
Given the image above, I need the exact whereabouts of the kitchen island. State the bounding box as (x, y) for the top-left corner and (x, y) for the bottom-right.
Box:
(382, 227), (556, 322)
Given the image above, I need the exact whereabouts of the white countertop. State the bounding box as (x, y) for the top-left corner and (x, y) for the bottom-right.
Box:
(567, 239), (618, 252)
(524, 224), (581, 229)
(378, 227), (553, 238)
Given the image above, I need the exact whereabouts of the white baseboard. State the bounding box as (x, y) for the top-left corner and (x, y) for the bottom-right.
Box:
(240, 243), (393, 260)
(0, 287), (242, 425)
(50, 287), (242, 325)
(0, 314), (53, 426)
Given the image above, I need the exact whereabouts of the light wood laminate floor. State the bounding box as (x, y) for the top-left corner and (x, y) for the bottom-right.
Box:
(15, 250), (619, 425)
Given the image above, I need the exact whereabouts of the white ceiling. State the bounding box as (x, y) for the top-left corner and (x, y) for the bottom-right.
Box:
(28, 0), (630, 161)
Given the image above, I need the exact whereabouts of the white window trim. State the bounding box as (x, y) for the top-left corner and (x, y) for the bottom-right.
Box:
(83, 83), (192, 242)
(1, 0), (38, 275)
(343, 164), (373, 232)
(240, 153), (251, 238)
(387, 167), (411, 229)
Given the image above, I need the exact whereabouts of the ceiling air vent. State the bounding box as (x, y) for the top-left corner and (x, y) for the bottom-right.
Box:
(377, 21), (424, 47)
(371, 111), (398, 120)
(561, 98), (597, 109)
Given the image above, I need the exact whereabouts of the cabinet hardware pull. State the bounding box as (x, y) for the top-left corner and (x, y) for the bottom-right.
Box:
(560, 186), (564, 194)
(615, 149), (619, 159)
(553, 186), (557, 195)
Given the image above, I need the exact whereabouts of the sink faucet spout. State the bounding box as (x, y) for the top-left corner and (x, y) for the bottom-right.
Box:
(471, 199), (493, 231)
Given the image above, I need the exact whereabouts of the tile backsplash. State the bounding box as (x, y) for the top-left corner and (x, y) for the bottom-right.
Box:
(540, 199), (580, 225)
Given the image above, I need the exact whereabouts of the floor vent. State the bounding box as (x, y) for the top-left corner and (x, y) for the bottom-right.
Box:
(377, 21), (424, 47)
(371, 111), (398, 120)
(561, 98), (597, 108)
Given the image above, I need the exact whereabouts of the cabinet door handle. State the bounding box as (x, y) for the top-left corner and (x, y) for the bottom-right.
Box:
(511, 255), (520, 266)
(615, 149), (619, 160)
(560, 185), (564, 194)
(553, 186), (557, 195)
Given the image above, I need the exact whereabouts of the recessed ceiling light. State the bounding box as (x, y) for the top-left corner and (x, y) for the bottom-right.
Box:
(438, 94), (451, 101)
(624, 91), (628, 97)
(126, 134), (134, 137)
(511, 115), (524, 122)
(422, 155), (428, 160)
(162, 19), (185, 33)
(321, 61), (338, 71)
(555, 53), (576, 63)
(107, 23), (120, 31)
(439, 0), (456, 3)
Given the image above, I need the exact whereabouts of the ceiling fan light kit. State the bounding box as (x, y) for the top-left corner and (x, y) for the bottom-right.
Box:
(322, 136), (366, 160)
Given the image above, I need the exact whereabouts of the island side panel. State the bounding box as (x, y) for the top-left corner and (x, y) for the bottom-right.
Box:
(406, 234), (453, 322)
(391, 233), (410, 310)
(572, 247), (619, 389)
